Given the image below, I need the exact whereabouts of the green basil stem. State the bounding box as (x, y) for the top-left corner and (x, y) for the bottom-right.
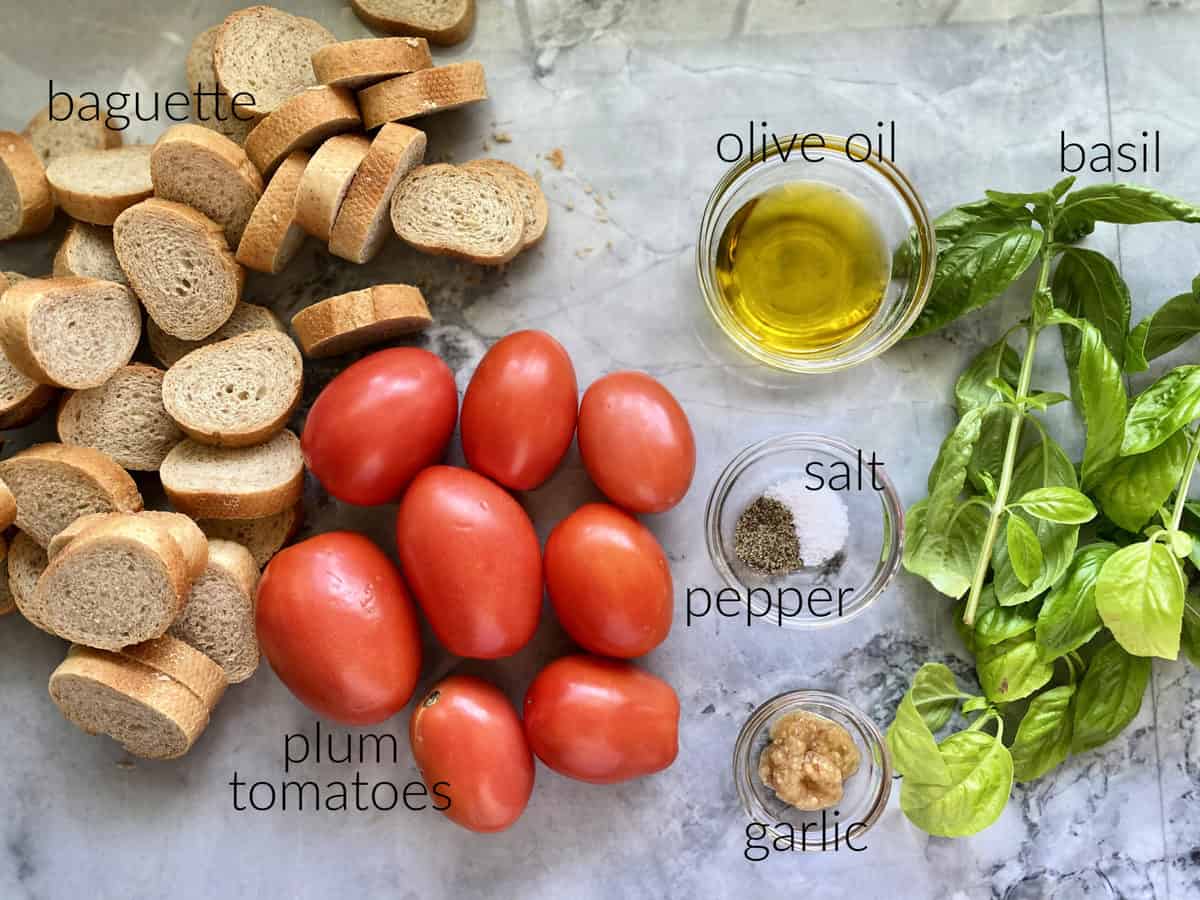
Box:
(962, 244), (1056, 628)
(1169, 426), (1200, 533)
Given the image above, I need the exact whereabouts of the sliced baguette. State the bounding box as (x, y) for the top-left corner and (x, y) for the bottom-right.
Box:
(0, 131), (54, 240)
(197, 504), (300, 568)
(235, 151), (310, 274)
(45, 145), (153, 226)
(161, 430), (303, 520)
(24, 96), (122, 165)
(295, 134), (370, 241)
(0, 272), (56, 427)
(148, 301), (284, 368)
(0, 443), (143, 547)
(169, 539), (260, 683)
(292, 284), (431, 358)
(120, 635), (227, 710)
(162, 331), (303, 447)
(358, 62), (487, 129)
(45, 511), (112, 561)
(9, 531), (49, 628)
(49, 510), (208, 583)
(113, 198), (243, 341)
(390, 163), (523, 265)
(151, 125), (264, 247)
(349, 0), (476, 46)
(49, 645), (212, 759)
(213, 6), (336, 117)
(0, 478), (15, 531)
(465, 158), (548, 250)
(312, 37), (433, 90)
(0, 277), (141, 389)
(0, 540), (13, 617)
(187, 25), (262, 146)
(329, 123), (425, 264)
(244, 87), (361, 178)
(53, 223), (127, 285)
(56, 364), (182, 471)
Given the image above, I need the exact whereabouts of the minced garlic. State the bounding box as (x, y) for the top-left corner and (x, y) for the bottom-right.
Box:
(758, 710), (860, 810)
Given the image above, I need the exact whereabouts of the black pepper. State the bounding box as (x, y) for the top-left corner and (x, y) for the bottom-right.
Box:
(733, 496), (803, 575)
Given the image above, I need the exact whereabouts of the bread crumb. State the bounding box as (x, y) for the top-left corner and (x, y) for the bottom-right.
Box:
(606, 241), (614, 252)
(116, 759), (136, 770)
(583, 185), (593, 195)
(547, 148), (565, 170)
(481, 141), (490, 152)
(565, 201), (575, 211)
(576, 247), (593, 258)
(493, 131), (512, 144)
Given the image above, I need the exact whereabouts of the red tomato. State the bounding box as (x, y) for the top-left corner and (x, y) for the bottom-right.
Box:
(577, 372), (695, 514)
(523, 655), (680, 784)
(544, 504), (672, 658)
(396, 466), (542, 658)
(301, 348), (458, 506)
(410, 676), (535, 833)
(461, 330), (578, 491)
(256, 532), (422, 725)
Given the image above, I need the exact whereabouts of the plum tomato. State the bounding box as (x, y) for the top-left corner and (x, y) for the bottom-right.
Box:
(523, 655), (680, 784)
(461, 330), (578, 491)
(301, 347), (457, 506)
(544, 503), (672, 658)
(410, 675), (535, 833)
(577, 371), (695, 514)
(396, 466), (542, 658)
(256, 532), (422, 725)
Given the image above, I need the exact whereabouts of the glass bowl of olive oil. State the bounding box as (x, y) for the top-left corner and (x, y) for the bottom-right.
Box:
(698, 134), (935, 373)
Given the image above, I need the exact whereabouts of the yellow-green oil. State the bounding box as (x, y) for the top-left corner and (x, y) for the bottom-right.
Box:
(715, 181), (890, 353)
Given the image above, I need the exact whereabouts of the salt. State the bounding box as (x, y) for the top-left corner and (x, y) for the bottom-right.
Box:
(765, 479), (850, 567)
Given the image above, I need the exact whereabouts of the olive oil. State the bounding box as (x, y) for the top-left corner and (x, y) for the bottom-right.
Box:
(715, 181), (889, 353)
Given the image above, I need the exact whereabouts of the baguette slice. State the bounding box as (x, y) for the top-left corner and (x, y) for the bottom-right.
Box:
(56, 364), (182, 471)
(295, 134), (370, 241)
(358, 62), (487, 129)
(49, 645), (212, 760)
(390, 163), (523, 265)
(24, 96), (122, 165)
(161, 430), (303, 520)
(235, 151), (310, 274)
(0, 443), (143, 547)
(0, 272), (56, 427)
(33, 512), (190, 649)
(0, 479), (14, 531)
(292, 285), (431, 358)
(0, 277), (141, 389)
(213, 6), (336, 117)
(148, 301), (284, 368)
(312, 37), (433, 90)
(169, 539), (260, 683)
(45, 511), (111, 561)
(329, 123), (425, 264)
(120, 635), (227, 710)
(45, 145), (153, 226)
(53, 223), (128, 285)
(244, 87), (361, 178)
(0, 131), (55, 239)
(465, 159), (548, 250)
(0, 539), (13, 617)
(9, 532), (48, 627)
(49, 510), (208, 583)
(187, 25), (262, 145)
(197, 504), (300, 568)
(113, 198), (243, 341)
(349, 0), (475, 46)
(162, 331), (303, 447)
(151, 125), (264, 247)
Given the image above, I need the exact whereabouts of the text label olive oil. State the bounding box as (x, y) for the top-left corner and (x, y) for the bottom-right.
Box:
(715, 181), (890, 353)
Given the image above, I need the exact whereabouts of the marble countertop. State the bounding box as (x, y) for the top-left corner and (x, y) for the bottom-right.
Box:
(1, 1), (1198, 897)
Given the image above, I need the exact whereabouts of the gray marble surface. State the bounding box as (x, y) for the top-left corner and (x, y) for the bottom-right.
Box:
(1, 1), (1198, 898)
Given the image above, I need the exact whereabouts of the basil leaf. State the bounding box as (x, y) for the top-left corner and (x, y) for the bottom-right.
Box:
(1093, 430), (1188, 533)
(955, 340), (1021, 415)
(909, 662), (964, 732)
(1010, 685), (1075, 782)
(899, 730), (1013, 838)
(1183, 594), (1200, 668)
(924, 407), (986, 526)
(977, 633), (1054, 702)
(887, 667), (958, 785)
(1095, 540), (1185, 659)
(961, 696), (991, 714)
(1013, 487), (1097, 524)
(1071, 641), (1150, 753)
(1035, 543), (1117, 661)
(1056, 183), (1200, 243)
(1062, 315), (1127, 489)
(1025, 391), (1069, 411)
(909, 218), (1043, 337)
(1122, 366), (1200, 455)
(1170, 530), (1193, 559)
(1051, 248), (1131, 373)
(904, 500), (989, 598)
(1126, 290), (1200, 373)
(1006, 514), (1043, 587)
(973, 586), (1038, 648)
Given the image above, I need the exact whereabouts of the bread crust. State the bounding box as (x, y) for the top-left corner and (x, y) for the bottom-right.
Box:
(9, 531), (49, 628)
(292, 284), (432, 358)
(235, 151), (311, 274)
(197, 504), (301, 568)
(45, 146), (153, 226)
(312, 37), (433, 89)
(138, 511), (210, 583)
(186, 25), (262, 146)
(0, 478), (15, 531)
(357, 62), (487, 130)
(0, 131), (54, 239)
(170, 538), (261, 683)
(349, 0), (476, 46)
(161, 432), (304, 521)
(148, 301), (283, 368)
(295, 134), (370, 241)
(52, 222), (129, 285)
(465, 158), (548, 249)
(244, 87), (361, 178)
(120, 635), (227, 711)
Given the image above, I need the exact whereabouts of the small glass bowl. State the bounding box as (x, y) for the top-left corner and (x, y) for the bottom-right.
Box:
(733, 691), (892, 852)
(697, 133), (935, 374)
(704, 433), (903, 629)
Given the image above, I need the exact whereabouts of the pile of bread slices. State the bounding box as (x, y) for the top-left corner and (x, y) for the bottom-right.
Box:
(0, 0), (547, 759)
